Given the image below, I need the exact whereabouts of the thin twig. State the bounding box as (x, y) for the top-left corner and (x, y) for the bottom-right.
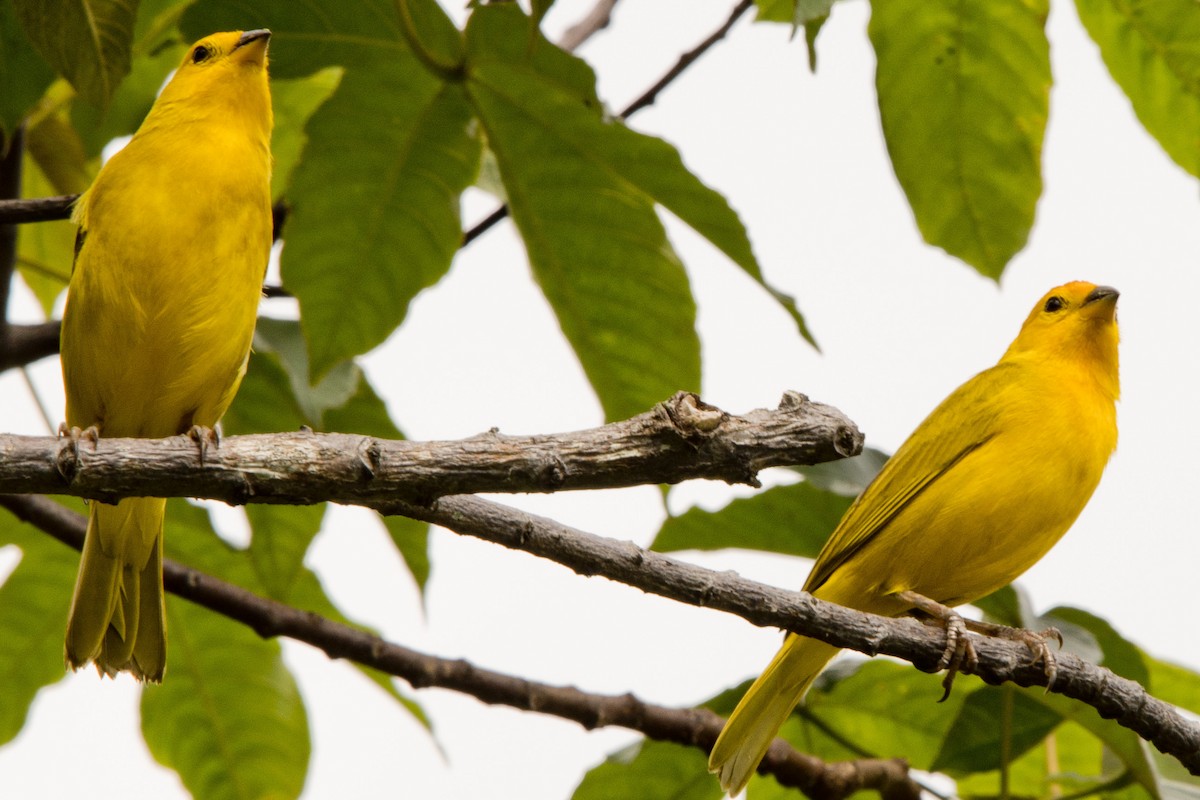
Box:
(0, 492), (919, 800)
(0, 127), (26, 327)
(19, 367), (54, 433)
(0, 321), (59, 370)
(618, 0), (753, 118)
(558, 0), (620, 52)
(460, 0), (752, 245)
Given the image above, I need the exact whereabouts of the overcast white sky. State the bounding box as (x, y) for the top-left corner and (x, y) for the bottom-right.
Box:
(2, 1), (1199, 797)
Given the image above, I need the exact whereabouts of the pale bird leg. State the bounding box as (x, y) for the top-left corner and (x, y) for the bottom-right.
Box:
(895, 590), (978, 702)
(896, 590), (1063, 700)
(56, 423), (100, 483)
(962, 617), (1062, 691)
(186, 425), (221, 467)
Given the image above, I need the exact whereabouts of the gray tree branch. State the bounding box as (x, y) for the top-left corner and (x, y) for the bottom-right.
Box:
(0, 391), (863, 505)
(379, 492), (1200, 776)
(0, 492), (919, 800)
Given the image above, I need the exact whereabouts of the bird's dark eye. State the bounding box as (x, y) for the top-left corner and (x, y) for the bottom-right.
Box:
(191, 45), (211, 64)
(1044, 295), (1065, 313)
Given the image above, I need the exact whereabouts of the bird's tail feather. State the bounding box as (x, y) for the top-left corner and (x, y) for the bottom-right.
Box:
(64, 498), (167, 682)
(708, 635), (840, 795)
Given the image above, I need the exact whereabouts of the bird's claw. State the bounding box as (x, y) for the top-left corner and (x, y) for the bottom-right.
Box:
(936, 612), (978, 702)
(187, 425), (221, 466)
(55, 423), (100, 482)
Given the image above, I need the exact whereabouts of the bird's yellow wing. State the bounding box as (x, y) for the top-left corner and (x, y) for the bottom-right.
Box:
(801, 363), (1016, 595)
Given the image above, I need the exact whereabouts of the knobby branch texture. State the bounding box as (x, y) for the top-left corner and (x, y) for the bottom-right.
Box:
(0, 391), (863, 505)
(0, 388), (1197, 775)
(386, 493), (1200, 776)
(0, 493), (917, 800)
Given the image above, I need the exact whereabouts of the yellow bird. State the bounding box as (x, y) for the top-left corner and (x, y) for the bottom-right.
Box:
(60, 30), (273, 681)
(709, 282), (1120, 794)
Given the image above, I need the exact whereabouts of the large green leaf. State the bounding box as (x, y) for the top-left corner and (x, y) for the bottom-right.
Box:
(0, 3), (55, 146)
(323, 368), (431, 592)
(0, 501), (80, 745)
(1146, 657), (1200, 717)
(222, 349), (309, 435)
(869, 0), (1050, 279)
(651, 482), (850, 556)
(1047, 605), (1148, 686)
(142, 501), (311, 799)
(930, 684), (1061, 774)
(70, 41), (183, 158)
(182, 0), (408, 79)
(572, 740), (720, 800)
(1074, 0), (1200, 176)
(183, 0), (478, 380)
(286, 74), (480, 378)
(11, 0), (136, 109)
(465, 6), (810, 344)
(247, 503), (326, 601)
(799, 658), (961, 768)
(465, 6), (700, 421)
(252, 318), (361, 426)
(269, 67), (342, 201)
(953, 718), (1123, 798)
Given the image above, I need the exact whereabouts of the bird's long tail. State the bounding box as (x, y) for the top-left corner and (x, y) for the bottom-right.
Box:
(708, 635), (840, 795)
(64, 497), (167, 682)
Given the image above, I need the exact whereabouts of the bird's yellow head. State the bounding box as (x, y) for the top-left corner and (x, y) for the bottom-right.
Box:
(146, 29), (273, 137)
(1003, 281), (1120, 395)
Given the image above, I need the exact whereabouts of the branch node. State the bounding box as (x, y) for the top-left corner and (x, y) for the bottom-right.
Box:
(664, 391), (726, 439)
(357, 437), (381, 480)
(233, 473), (256, 505)
(536, 453), (567, 489)
(778, 389), (810, 410)
(834, 425), (860, 458)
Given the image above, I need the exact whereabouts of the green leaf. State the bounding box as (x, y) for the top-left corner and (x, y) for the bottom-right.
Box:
(71, 41), (184, 159)
(1074, 0), (1200, 176)
(1030, 687), (1162, 799)
(247, 504), (326, 601)
(226, 325), (433, 592)
(953, 719), (1120, 798)
(1045, 605), (1148, 686)
(0, 501), (79, 745)
(222, 349), (309, 435)
(799, 658), (960, 768)
(287, 74), (480, 379)
(11, 0), (136, 109)
(804, 14), (829, 72)
(869, 0), (1050, 279)
(181, 0), (406, 79)
(321, 373), (431, 592)
(466, 7), (700, 421)
(16, 151), (75, 314)
(0, 3), (56, 146)
(183, 0), (480, 380)
(380, 515), (430, 594)
(253, 318), (361, 426)
(269, 66), (342, 201)
(1146, 657), (1200, 717)
(142, 501), (311, 799)
(930, 684), (1061, 774)
(573, 740), (721, 800)
(530, 0), (556, 28)
(652, 482), (850, 556)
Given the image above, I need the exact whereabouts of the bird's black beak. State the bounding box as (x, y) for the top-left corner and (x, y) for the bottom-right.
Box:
(234, 29), (271, 50)
(1083, 285), (1119, 305)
